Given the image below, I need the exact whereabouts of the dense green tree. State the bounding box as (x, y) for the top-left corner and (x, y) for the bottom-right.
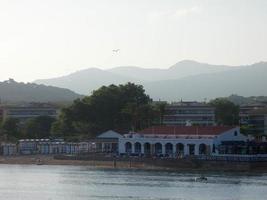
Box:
(240, 125), (254, 135)
(209, 98), (240, 125)
(153, 101), (167, 125)
(1, 118), (21, 139)
(52, 83), (155, 138)
(24, 116), (56, 138)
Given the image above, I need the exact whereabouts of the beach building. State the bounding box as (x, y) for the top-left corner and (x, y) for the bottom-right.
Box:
(218, 140), (267, 155)
(19, 139), (39, 154)
(163, 101), (215, 126)
(38, 140), (50, 154)
(1, 143), (17, 156)
(78, 142), (90, 153)
(65, 143), (79, 154)
(118, 126), (247, 157)
(88, 130), (123, 153)
(38, 140), (66, 154)
(18, 139), (79, 155)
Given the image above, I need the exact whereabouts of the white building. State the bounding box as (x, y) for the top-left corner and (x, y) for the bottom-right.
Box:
(78, 142), (90, 153)
(1, 143), (17, 156)
(88, 130), (123, 153)
(64, 143), (79, 154)
(118, 126), (247, 157)
(39, 141), (66, 154)
(19, 139), (39, 154)
(18, 139), (79, 155)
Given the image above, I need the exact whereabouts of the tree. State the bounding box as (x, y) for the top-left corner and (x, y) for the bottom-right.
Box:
(121, 103), (155, 131)
(52, 83), (155, 138)
(24, 116), (56, 138)
(240, 125), (254, 135)
(1, 118), (21, 140)
(153, 101), (167, 125)
(209, 98), (239, 125)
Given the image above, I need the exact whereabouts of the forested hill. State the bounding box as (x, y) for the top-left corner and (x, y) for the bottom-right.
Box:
(0, 79), (82, 103)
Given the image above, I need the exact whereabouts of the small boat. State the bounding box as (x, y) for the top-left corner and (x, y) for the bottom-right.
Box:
(195, 176), (208, 182)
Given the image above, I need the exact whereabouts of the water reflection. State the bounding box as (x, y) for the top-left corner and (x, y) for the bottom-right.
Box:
(0, 165), (266, 200)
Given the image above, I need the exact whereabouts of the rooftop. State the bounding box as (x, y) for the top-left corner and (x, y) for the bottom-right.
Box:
(138, 126), (236, 136)
(169, 101), (211, 107)
(248, 108), (267, 115)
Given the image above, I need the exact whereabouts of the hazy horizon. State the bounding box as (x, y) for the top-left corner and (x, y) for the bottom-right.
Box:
(0, 59), (266, 83)
(1, 0), (267, 82)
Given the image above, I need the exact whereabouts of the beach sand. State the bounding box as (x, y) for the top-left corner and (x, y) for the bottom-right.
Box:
(0, 155), (148, 169)
(1, 155), (267, 172)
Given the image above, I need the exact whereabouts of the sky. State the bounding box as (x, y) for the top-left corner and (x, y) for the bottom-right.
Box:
(0, 0), (267, 82)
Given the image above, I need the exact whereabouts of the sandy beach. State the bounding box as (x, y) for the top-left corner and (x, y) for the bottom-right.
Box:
(1, 155), (267, 173)
(0, 155), (150, 169)
(0, 155), (112, 166)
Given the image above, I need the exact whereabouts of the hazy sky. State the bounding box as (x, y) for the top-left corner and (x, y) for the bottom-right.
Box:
(0, 0), (267, 82)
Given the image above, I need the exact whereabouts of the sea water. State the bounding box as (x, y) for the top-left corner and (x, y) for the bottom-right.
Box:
(0, 164), (266, 200)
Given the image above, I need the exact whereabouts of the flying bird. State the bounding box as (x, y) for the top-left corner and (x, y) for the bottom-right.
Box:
(112, 49), (120, 53)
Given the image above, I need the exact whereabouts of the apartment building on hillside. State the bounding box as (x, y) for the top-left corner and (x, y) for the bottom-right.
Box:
(0, 103), (59, 122)
(163, 101), (215, 126)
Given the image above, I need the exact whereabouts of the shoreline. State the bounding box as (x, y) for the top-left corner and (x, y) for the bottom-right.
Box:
(0, 155), (171, 171)
(0, 155), (119, 168)
(1, 155), (267, 173)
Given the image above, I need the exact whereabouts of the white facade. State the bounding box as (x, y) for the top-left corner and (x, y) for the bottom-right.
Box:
(1, 143), (17, 156)
(18, 139), (79, 155)
(87, 130), (122, 153)
(78, 142), (92, 153)
(213, 128), (248, 145)
(119, 136), (213, 156)
(119, 127), (247, 156)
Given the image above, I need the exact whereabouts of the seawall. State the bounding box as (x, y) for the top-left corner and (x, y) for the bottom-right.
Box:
(54, 155), (267, 172)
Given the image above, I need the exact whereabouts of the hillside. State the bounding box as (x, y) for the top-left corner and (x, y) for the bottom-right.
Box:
(34, 60), (267, 101)
(145, 62), (267, 101)
(0, 79), (82, 103)
(108, 60), (233, 81)
(35, 68), (139, 95)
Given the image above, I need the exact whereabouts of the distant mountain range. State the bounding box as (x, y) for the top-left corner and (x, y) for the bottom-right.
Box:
(108, 60), (234, 81)
(34, 60), (267, 101)
(0, 79), (81, 103)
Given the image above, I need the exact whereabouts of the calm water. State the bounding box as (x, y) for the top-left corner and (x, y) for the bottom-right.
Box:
(0, 165), (266, 200)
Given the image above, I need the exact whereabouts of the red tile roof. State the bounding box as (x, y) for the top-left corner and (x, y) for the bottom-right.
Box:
(138, 126), (236, 136)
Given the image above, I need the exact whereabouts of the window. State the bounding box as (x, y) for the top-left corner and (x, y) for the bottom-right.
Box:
(234, 131), (238, 136)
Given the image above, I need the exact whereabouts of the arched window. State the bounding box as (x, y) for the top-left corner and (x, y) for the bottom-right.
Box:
(134, 142), (141, 154)
(125, 142), (132, 154)
(176, 143), (184, 154)
(155, 143), (162, 155)
(199, 143), (207, 155)
(165, 143), (173, 155)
